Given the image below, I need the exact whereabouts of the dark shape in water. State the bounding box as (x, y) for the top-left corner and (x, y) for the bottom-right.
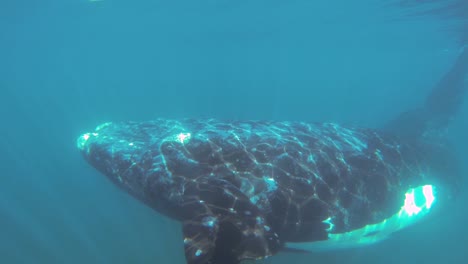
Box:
(77, 48), (467, 264)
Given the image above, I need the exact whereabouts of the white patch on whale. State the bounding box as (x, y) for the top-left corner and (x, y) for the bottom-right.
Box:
(286, 184), (436, 251)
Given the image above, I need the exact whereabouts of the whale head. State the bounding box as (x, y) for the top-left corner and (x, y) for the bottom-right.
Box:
(77, 121), (190, 218)
(77, 120), (283, 264)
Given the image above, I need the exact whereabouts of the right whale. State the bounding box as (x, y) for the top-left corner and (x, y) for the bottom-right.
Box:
(77, 47), (467, 264)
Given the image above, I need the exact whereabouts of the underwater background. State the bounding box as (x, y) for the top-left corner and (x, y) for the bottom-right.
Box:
(1, 0), (467, 263)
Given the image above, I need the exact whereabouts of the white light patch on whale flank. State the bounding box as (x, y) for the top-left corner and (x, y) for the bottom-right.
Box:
(202, 216), (217, 228)
(177, 132), (191, 144)
(263, 176), (277, 192)
(403, 190), (421, 216)
(286, 184), (436, 251)
(401, 185), (435, 217)
(423, 185), (435, 209)
(323, 217), (334, 232)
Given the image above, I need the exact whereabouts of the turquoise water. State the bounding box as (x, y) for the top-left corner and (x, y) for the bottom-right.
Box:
(1, 0), (467, 263)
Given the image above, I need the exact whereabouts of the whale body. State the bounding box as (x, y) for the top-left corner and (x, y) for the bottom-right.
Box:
(77, 48), (467, 264)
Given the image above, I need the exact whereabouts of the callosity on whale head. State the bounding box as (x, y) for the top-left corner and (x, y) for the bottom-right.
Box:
(77, 121), (175, 210)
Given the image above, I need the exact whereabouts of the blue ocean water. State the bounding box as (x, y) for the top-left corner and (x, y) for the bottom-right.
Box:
(0, 0), (467, 263)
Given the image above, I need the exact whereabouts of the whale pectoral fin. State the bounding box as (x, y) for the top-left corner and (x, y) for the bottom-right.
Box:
(182, 213), (281, 264)
(180, 178), (282, 264)
(183, 214), (252, 264)
(182, 214), (221, 264)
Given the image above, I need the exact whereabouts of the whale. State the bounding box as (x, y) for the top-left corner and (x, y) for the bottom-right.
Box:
(77, 48), (467, 264)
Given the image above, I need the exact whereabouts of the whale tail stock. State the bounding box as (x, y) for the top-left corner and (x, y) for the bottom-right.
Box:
(384, 46), (468, 140)
(425, 46), (468, 126)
